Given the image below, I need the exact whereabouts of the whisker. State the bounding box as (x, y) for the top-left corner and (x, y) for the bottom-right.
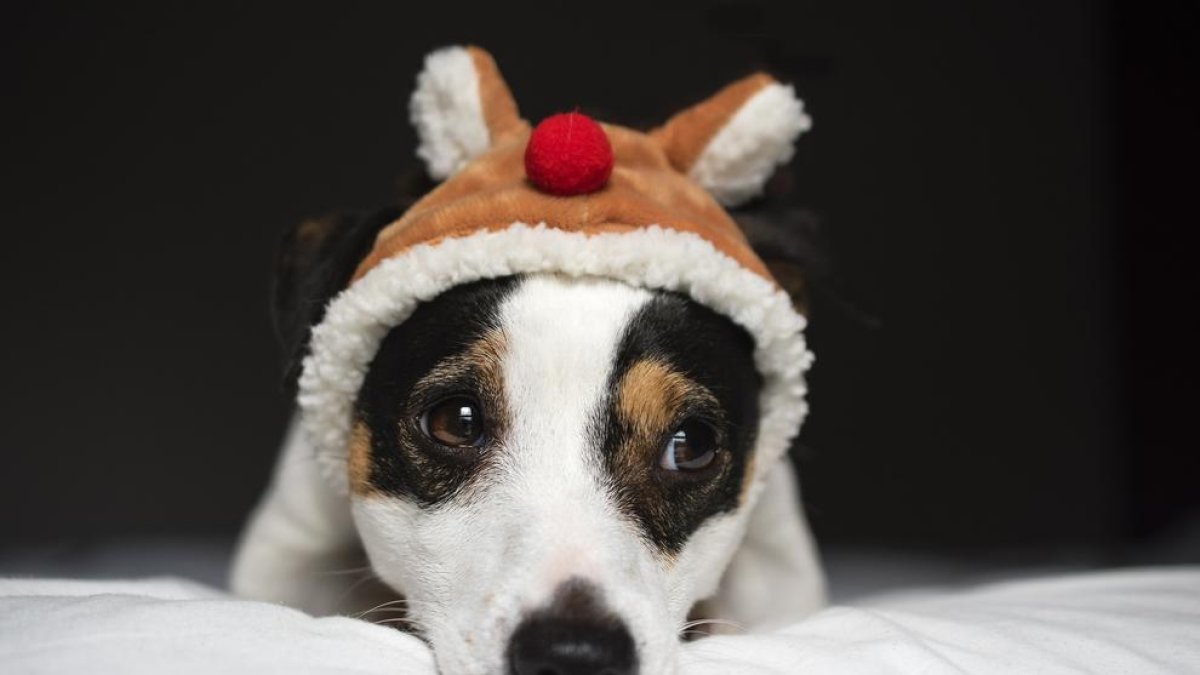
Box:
(359, 607), (409, 615)
(320, 565), (373, 577)
(332, 570), (383, 607)
(371, 617), (422, 628)
(354, 597), (410, 619)
(678, 617), (746, 635)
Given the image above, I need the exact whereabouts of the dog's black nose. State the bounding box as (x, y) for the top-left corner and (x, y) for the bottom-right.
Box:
(507, 614), (636, 675)
(506, 578), (637, 675)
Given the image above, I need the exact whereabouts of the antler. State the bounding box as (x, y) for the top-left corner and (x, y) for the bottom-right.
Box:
(410, 46), (528, 180)
(652, 73), (811, 206)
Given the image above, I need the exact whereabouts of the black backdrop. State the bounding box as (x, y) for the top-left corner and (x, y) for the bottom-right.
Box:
(2, 2), (1195, 553)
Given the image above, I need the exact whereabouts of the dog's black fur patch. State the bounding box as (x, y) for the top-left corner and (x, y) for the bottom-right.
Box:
(354, 276), (520, 505)
(599, 292), (762, 556)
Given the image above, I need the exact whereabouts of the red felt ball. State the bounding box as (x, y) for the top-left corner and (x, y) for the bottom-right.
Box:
(524, 112), (614, 196)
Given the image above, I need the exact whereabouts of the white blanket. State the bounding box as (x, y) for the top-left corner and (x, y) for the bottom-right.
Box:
(2, 568), (1198, 674)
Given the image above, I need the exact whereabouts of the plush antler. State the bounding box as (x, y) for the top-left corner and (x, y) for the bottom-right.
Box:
(652, 74), (811, 206)
(410, 46), (810, 207)
(409, 46), (528, 180)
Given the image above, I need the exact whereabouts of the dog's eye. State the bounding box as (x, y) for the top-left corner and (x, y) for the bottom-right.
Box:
(420, 397), (486, 448)
(660, 419), (718, 471)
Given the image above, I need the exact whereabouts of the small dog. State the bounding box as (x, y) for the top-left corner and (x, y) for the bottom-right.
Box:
(233, 46), (824, 675)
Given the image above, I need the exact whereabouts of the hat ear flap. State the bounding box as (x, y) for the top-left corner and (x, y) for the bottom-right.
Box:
(652, 73), (811, 207)
(410, 45), (528, 181)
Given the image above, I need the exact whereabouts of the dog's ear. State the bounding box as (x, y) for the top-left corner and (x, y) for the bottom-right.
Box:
(737, 207), (824, 315)
(731, 173), (829, 316)
(271, 206), (404, 391)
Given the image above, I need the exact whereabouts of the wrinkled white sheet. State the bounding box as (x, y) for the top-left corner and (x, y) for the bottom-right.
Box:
(2, 568), (1198, 674)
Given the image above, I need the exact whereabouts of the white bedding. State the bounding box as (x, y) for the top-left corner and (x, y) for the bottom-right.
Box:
(2, 568), (1198, 674)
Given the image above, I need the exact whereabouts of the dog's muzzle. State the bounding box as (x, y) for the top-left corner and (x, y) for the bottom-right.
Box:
(505, 578), (637, 675)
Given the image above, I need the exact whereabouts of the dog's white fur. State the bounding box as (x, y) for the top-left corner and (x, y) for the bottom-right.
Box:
(233, 274), (824, 673)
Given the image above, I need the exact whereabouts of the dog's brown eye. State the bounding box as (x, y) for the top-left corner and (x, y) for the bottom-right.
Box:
(420, 397), (486, 448)
(660, 420), (717, 471)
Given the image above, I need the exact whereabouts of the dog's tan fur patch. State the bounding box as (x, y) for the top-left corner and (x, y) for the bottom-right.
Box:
(609, 359), (734, 561)
(617, 360), (694, 439)
(619, 362), (756, 505)
(410, 329), (509, 442)
(414, 330), (507, 411)
(615, 359), (721, 450)
(348, 420), (377, 497)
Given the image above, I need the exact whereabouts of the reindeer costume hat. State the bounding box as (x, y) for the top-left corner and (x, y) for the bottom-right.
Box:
(294, 44), (814, 512)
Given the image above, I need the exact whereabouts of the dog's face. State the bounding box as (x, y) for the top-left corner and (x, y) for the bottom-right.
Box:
(347, 273), (762, 675)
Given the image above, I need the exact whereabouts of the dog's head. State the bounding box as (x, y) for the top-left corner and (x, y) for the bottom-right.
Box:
(271, 46), (821, 675)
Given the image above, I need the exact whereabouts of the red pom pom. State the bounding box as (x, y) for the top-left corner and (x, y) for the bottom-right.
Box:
(524, 112), (613, 196)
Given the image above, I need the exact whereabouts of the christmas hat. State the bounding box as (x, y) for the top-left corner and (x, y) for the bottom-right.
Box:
(300, 45), (814, 492)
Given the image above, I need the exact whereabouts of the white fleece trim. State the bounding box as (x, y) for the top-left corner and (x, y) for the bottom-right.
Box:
(409, 46), (490, 181)
(298, 224), (812, 493)
(689, 83), (812, 207)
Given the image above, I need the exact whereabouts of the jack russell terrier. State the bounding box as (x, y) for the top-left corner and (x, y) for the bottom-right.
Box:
(232, 45), (825, 675)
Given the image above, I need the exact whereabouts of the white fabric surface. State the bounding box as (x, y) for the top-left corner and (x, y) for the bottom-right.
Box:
(0, 577), (434, 674)
(2, 568), (1198, 674)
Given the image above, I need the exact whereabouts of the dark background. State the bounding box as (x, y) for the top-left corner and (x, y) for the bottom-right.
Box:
(2, 2), (1195, 557)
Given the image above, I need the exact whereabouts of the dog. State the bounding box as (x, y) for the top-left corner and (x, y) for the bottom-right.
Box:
(232, 46), (825, 675)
